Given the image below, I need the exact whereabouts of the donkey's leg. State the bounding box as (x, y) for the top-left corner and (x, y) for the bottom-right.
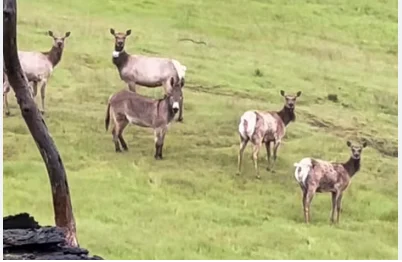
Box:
(154, 127), (167, 160)
(39, 80), (47, 114)
(177, 95), (184, 122)
(237, 136), (249, 175)
(112, 126), (121, 152)
(252, 139), (263, 179)
(117, 119), (129, 151)
(335, 192), (343, 224)
(265, 141), (271, 171)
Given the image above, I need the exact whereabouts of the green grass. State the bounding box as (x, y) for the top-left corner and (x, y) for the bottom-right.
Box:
(3, 0), (397, 259)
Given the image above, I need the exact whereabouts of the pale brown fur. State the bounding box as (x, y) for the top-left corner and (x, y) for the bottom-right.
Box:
(109, 28), (186, 122)
(105, 77), (183, 159)
(237, 90), (302, 178)
(294, 141), (367, 224)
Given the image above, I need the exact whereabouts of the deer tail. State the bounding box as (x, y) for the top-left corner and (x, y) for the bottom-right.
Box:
(105, 103), (111, 131)
(294, 158), (313, 187)
(239, 111), (257, 140)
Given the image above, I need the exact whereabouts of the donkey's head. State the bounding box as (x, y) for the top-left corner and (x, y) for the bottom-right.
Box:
(110, 28), (131, 52)
(280, 90), (302, 110)
(48, 31), (70, 49)
(346, 141), (367, 159)
(167, 77), (183, 114)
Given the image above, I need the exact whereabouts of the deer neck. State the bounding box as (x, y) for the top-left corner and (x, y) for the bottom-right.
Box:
(342, 157), (361, 177)
(112, 49), (129, 71)
(44, 46), (63, 68)
(277, 106), (295, 126)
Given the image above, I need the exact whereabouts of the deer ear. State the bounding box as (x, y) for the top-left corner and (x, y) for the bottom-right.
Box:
(110, 28), (115, 35)
(362, 141), (367, 148)
(280, 90), (285, 96)
(48, 31), (54, 37)
(296, 91), (302, 97)
(126, 29), (132, 36)
(346, 141), (352, 147)
(65, 32), (71, 38)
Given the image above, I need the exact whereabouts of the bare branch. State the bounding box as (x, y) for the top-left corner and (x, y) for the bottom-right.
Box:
(3, 0), (78, 247)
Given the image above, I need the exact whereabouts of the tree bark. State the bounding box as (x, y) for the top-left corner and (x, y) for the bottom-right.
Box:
(3, 0), (78, 247)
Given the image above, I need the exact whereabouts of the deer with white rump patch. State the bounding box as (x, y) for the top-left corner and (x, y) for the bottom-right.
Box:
(3, 31), (70, 114)
(293, 140), (367, 224)
(105, 77), (183, 159)
(237, 90), (302, 179)
(109, 28), (187, 122)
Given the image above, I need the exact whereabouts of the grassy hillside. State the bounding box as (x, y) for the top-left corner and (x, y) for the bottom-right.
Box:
(3, 0), (397, 259)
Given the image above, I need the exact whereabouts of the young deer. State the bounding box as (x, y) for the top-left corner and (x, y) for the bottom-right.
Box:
(105, 77), (183, 159)
(237, 90), (302, 178)
(293, 141), (367, 224)
(4, 31), (71, 114)
(109, 28), (186, 122)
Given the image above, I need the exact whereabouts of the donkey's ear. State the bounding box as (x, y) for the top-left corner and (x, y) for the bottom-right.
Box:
(48, 31), (54, 37)
(362, 141), (367, 148)
(296, 91), (302, 97)
(110, 28), (115, 35)
(280, 90), (285, 97)
(126, 29), (132, 36)
(170, 77), (175, 87)
(346, 141), (352, 147)
(65, 32), (71, 38)
(180, 78), (185, 88)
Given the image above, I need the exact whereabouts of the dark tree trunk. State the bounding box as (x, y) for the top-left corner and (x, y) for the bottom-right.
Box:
(3, 0), (78, 247)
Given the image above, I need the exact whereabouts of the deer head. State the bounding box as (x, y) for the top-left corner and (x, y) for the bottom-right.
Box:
(110, 28), (131, 53)
(346, 141), (367, 159)
(280, 90), (302, 110)
(48, 31), (70, 49)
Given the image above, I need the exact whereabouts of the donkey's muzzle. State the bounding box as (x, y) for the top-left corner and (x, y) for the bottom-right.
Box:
(172, 102), (180, 113)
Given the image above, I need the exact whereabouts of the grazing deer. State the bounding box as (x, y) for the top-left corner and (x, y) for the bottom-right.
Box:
(109, 28), (187, 122)
(105, 77), (183, 159)
(293, 141), (367, 224)
(237, 90), (302, 178)
(8, 30), (71, 114)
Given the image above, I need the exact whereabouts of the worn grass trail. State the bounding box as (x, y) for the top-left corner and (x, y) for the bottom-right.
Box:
(3, 0), (397, 259)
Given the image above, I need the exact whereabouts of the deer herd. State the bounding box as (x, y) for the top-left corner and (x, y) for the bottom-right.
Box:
(3, 29), (369, 225)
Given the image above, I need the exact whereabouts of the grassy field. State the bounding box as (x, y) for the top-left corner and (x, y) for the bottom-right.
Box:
(3, 0), (398, 259)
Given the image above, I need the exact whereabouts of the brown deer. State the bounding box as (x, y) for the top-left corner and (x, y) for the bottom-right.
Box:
(4, 30), (71, 114)
(105, 77), (183, 159)
(293, 141), (368, 224)
(237, 90), (302, 178)
(109, 28), (186, 122)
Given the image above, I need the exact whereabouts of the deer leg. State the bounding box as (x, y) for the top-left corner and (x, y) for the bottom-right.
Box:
(237, 136), (249, 175)
(128, 82), (136, 93)
(154, 127), (167, 160)
(117, 119), (129, 151)
(265, 141), (271, 171)
(335, 192), (343, 224)
(271, 140), (281, 171)
(39, 80), (47, 114)
(304, 189), (315, 224)
(330, 192), (337, 224)
(3, 93), (10, 116)
(32, 81), (38, 97)
(252, 139), (263, 179)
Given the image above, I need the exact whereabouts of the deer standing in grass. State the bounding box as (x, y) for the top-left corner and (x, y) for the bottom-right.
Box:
(237, 90), (302, 179)
(109, 28), (187, 122)
(3, 31), (71, 114)
(293, 141), (367, 224)
(105, 77), (183, 159)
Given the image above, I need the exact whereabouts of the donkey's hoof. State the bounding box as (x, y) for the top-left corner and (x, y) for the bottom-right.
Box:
(123, 147), (129, 152)
(177, 117), (184, 122)
(154, 155), (163, 160)
(115, 149), (122, 153)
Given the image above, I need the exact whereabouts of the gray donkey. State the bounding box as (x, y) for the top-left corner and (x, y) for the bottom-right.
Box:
(237, 90), (302, 178)
(4, 30), (71, 114)
(105, 77), (184, 159)
(109, 28), (186, 122)
(293, 141), (367, 224)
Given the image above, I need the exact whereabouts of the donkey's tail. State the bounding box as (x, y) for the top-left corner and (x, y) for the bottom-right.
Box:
(293, 158), (313, 187)
(238, 111), (257, 140)
(105, 103), (111, 131)
(171, 59), (187, 80)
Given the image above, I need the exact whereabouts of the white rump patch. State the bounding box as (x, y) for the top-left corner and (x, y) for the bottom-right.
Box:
(238, 111), (257, 140)
(112, 51), (120, 58)
(293, 158), (313, 187)
(172, 102), (180, 109)
(171, 59), (187, 80)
